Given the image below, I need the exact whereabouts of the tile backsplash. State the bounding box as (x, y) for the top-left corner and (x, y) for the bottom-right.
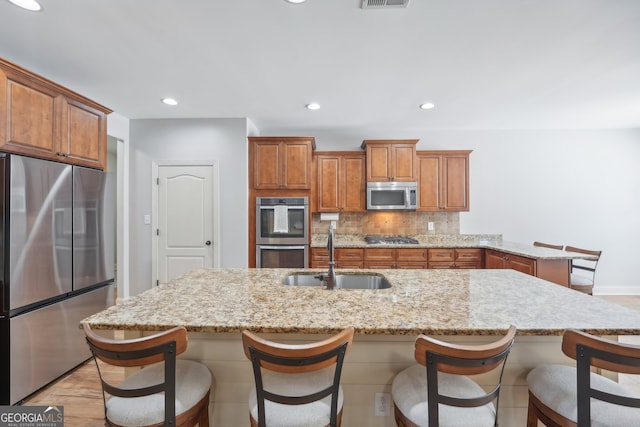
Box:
(311, 212), (460, 236)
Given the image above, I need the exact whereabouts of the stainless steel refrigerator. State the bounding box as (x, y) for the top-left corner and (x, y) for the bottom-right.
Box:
(0, 154), (115, 405)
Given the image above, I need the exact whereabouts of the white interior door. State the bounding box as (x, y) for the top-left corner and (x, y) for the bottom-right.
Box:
(156, 165), (214, 285)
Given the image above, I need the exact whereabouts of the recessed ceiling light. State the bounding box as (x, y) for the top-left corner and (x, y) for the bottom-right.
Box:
(419, 102), (435, 110)
(285, 0), (306, 3)
(7, 0), (42, 11)
(306, 102), (321, 110)
(161, 97), (178, 106)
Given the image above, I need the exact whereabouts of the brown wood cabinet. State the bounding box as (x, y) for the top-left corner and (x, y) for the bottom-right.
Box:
(310, 247), (364, 268)
(485, 249), (536, 275)
(417, 150), (471, 212)
(428, 248), (483, 269)
(485, 248), (570, 286)
(361, 139), (418, 182)
(315, 151), (365, 212)
(249, 136), (315, 189)
(0, 58), (111, 170)
(364, 248), (428, 269)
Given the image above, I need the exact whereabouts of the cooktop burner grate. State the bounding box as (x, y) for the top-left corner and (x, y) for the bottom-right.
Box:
(364, 236), (419, 245)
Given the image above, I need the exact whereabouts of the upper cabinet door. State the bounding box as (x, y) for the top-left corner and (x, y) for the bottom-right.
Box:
(362, 139), (418, 182)
(417, 154), (441, 210)
(341, 154), (366, 212)
(417, 150), (471, 212)
(253, 140), (282, 188)
(315, 151), (365, 212)
(0, 58), (111, 170)
(316, 154), (340, 211)
(391, 143), (417, 181)
(366, 144), (393, 181)
(282, 141), (313, 188)
(0, 66), (61, 160)
(60, 98), (107, 170)
(442, 154), (469, 211)
(250, 136), (315, 190)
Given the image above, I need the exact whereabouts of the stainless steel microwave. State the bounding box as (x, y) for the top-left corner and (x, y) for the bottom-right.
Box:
(366, 182), (418, 211)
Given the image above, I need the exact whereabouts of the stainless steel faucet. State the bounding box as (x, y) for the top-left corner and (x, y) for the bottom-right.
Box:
(326, 223), (336, 289)
(315, 223), (337, 289)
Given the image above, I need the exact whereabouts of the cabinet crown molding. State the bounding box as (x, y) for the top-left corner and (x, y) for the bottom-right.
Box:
(0, 57), (112, 114)
(360, 139), (418, 149)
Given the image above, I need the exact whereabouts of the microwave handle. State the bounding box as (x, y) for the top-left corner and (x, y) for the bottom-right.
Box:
(259, 245), (306, 250)
(405, 189), (410, 208)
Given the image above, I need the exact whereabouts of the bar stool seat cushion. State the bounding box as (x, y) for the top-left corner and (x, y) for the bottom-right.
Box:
(527, 364), (640, 425)
(106, 360), (212, 426)
(248, 367), (343, 427)
(391, 364), (496, 427)
(570, 273), (594, 286)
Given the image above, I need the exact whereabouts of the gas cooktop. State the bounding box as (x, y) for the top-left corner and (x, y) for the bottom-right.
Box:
(364, 236), (419, 245)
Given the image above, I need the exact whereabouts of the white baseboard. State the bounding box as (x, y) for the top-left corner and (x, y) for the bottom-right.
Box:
(594, 285), (640, 295)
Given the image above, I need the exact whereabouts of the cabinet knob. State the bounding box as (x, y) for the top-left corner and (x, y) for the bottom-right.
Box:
(205, 240), (211, 246)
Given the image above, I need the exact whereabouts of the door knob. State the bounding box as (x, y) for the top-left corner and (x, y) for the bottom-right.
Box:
(205, 240), (211, 246)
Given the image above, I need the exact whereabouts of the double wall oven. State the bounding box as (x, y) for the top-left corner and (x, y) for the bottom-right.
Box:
(256, 197), (309, 268)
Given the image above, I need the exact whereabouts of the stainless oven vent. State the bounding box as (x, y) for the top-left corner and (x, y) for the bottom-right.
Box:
(361, 0), (410, 8)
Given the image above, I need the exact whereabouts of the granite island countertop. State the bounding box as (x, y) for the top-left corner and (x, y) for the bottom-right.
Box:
(82, 268), (640, 336)
(311, 234), (597, 260)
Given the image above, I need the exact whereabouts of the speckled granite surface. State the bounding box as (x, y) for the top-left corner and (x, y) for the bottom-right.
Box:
(311, 234), (597, 260)
(82, 268), (639, 336)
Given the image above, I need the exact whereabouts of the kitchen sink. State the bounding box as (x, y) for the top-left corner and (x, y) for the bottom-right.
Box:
(283, 273), (391, 289)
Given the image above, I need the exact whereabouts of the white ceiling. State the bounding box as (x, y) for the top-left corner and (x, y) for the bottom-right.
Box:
(1, 0), (639, 134)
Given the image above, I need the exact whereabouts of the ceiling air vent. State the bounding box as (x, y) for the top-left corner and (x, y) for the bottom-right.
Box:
(361, 0), (410, 8)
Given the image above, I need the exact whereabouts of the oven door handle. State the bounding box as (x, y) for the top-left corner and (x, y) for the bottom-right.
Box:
(259, 245), (306, 250)
(259, 206), (306, 210)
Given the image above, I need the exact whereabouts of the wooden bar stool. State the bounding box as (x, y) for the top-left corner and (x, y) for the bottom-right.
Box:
(242, 327), (354, 427)
(564, 246), (602, 295)
(527, 329), (640, 426)
(391, 325), (516, 427)
(533, 241), (564, 250)
(83, 324), (212, 427)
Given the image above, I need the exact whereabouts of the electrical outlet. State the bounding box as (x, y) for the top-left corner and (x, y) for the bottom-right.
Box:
(374, 392), (391, 417)
(428, 221), (434, 231)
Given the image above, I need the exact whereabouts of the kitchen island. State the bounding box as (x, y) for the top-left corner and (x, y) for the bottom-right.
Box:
(82, 268), (640, 426)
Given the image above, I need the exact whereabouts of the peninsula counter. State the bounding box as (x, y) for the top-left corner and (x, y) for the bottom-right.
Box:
(82, 268), (640, 426)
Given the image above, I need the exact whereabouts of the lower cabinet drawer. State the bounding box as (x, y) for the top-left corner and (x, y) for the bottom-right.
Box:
(428, 249), (455, 262)
(429, 261), (482, 269)
(456, 249), (483, 262)
(311, 248), (329, 261)
(336, 248), (364, 261)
